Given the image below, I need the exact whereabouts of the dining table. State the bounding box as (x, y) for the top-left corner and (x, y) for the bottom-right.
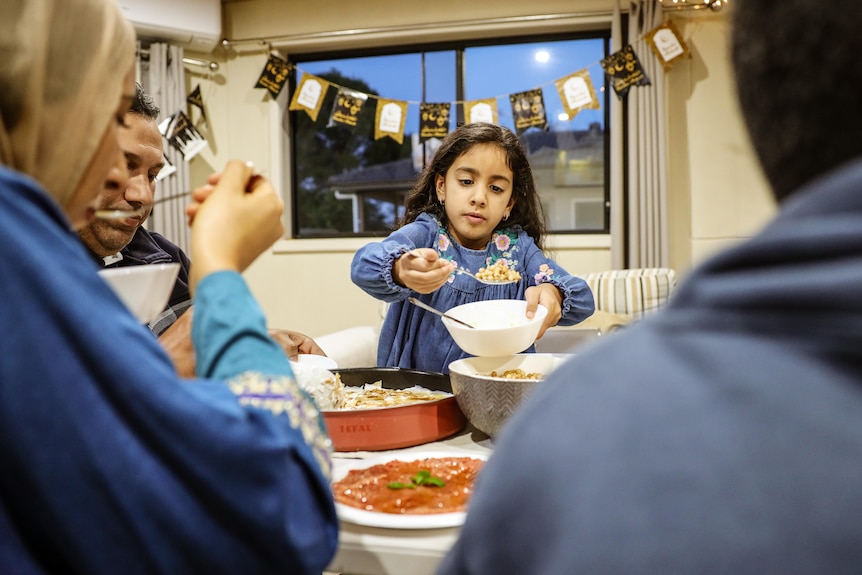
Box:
(325, 424), (494, 575)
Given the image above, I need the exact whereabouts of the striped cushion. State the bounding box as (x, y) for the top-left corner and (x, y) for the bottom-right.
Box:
(584, 268), (676, 318)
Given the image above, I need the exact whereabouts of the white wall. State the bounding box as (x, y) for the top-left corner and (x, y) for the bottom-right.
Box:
(181, 1), (775, 338)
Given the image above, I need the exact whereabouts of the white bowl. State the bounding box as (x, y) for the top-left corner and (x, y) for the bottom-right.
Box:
(98, 263), (180, 323)
(448, 353), (567, 436)
(441, 299), (548, 357)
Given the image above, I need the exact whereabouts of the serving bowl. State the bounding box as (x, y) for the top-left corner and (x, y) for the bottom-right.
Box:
(441, 299), (548, 357)
(322, 367), (467, 452)
(98, 263), (180, 324)
(448, 353), (567, 437)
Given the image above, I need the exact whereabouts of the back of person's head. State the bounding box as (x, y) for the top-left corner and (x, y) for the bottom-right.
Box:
(131, 82), (160, 120)
(402, 122), (548, 248)
(0, 0), (135, 205)
(732, 0), (862, 202)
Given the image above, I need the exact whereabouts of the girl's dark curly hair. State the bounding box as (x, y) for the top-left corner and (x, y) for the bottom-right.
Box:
(399, 122), (548, 250)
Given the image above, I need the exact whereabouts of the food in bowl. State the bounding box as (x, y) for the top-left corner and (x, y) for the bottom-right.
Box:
(333, 455), (484, 514)
(487, 369), (543, 379)
(448, 353), (567, 436)
(476, 259), (521, 282)
(321, 368), (467, 452)
(441, 299), (548, 357)
(340, 380), (452, 409)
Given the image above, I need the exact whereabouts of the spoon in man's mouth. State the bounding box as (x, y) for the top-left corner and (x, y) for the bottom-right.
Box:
(95, 207), (145, 220)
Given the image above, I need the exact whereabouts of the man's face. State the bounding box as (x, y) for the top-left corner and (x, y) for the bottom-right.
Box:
(78, 113), (164, 258)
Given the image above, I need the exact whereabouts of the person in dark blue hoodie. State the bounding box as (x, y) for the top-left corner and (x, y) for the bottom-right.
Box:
(439, 1), (862, 573)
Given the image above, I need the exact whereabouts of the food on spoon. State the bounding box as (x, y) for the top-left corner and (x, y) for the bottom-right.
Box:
(475, 259), (521, 282)
(333, 456), (484, 514)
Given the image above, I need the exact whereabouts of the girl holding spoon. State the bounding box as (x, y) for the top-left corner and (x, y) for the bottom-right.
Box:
(351, 122), (594, 373)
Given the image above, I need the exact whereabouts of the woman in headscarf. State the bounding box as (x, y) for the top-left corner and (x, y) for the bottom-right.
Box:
(0, 1), (338, 574)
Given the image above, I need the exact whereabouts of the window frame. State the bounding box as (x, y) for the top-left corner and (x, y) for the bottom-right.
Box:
(283, 28), (614, 240)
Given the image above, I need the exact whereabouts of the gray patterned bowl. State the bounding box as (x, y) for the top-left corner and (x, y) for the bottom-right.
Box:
(447, 354), (568, 437)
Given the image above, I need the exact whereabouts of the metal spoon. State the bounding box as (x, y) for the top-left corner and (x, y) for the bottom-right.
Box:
(408, 297), (475, 329)
(404, 250), (518, 285)
(95, 207), (145, 220)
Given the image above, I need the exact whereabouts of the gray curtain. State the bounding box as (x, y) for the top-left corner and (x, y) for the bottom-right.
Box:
(137, 43), (191, 256)
(626, 0), (670, 268)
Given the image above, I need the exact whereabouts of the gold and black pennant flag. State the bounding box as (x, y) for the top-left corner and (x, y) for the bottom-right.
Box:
(186, 84), (206, 122)
(374, 98), (408, 143)
(419, 102), (451, 142)
(646, 20), (688, 70)
(555, 70), (601, 120)
(160, 111), (208, 160)
(509, 88), (548, 135)
(600, 45), (651, 99)
(327, 88), (368, 128)
(463, 98), (498, 125)
(288, 73), (330, 122)
(156, 153), (176, 181)
(254, 53), (291, 98)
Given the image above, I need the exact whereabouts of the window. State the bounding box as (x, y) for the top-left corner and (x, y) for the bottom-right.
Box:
(288, 33), (609, 238)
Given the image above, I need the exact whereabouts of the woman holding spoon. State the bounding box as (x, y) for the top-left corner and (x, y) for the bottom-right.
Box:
(351, 122), (594, 373)
(0, 1), (337, 572)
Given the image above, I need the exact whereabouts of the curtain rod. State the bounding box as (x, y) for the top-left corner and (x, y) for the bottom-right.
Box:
(661, 0), (727, 11)
(220, 11), (614, 48)
(138, 48), (219, 72)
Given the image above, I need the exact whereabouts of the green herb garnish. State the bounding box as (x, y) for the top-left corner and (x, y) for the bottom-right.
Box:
(387, 469), (446, 489)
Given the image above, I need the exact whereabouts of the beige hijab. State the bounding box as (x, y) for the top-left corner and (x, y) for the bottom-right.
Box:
(0, 0), (136, 206)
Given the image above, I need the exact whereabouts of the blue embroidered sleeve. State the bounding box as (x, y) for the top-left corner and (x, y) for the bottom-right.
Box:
(350, 215), (439, 302)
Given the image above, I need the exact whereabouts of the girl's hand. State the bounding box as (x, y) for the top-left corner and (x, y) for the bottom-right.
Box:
(187, 160), (284, 294)
(393, 248), (455, 294)
(525, 283), (563, 339)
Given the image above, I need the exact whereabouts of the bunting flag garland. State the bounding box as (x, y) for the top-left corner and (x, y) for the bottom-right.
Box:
(600, 45), (651, 99)
(510, 88), (549, 135)
(374, 98), (409, 143)
(464, 98), (499, 125)
(288, 73), (330, 121)
(419, 103), (451, 142)
(186, 84), (207, 122)
(159, 111), (208, 160)
(255, 53), (291, 98)
(156, 152), (177, 181)
(250, 17), (693, 142)
(327, 88), (368, 128)
(555, 70), (601, 119)
(646, 20), (688, 70)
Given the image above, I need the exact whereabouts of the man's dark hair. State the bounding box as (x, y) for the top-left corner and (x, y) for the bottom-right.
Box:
(130, 82), (159, 120)
(731, 0), (862, 202)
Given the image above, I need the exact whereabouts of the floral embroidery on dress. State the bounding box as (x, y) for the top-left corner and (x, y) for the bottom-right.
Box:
(434, 219), (523, 279)
(534, 263), (558, 283)
(436, 233), (451, 252)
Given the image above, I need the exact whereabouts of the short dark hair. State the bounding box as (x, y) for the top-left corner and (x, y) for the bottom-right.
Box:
(130, 82), (159, 120)
(731, 0), (862, 202)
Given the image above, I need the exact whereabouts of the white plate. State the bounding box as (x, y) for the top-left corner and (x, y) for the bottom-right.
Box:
(332, 450), (488, 529)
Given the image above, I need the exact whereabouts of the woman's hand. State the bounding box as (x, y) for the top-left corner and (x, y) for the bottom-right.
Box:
(393, 248), (455, 294)
(525, 283), (563, 339)
(186, 161), (284, 293)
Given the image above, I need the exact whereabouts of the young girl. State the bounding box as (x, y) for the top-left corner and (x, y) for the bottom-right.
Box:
(351, 122), (595, 374)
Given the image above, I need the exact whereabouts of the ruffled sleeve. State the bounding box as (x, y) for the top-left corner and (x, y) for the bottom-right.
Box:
(350, 214), (439, 301)
(519, 232), (595, 326)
